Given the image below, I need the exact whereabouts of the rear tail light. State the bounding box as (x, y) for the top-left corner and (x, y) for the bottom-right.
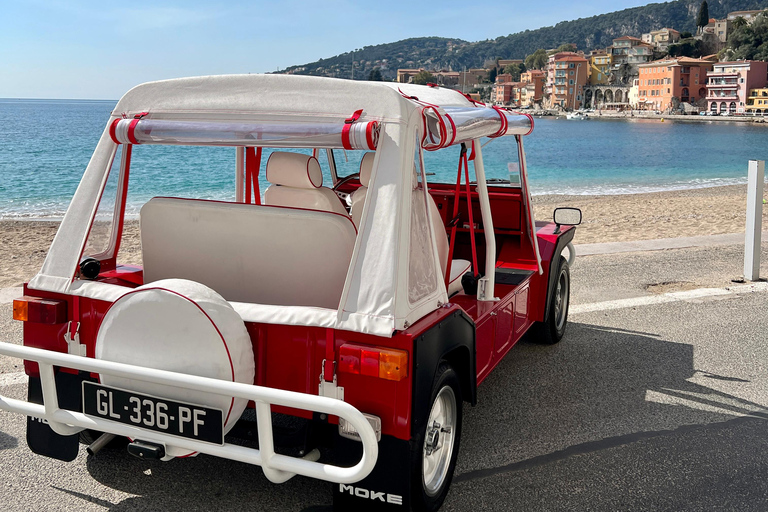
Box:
(339, 344), (408, 381)
(12, 296), (67, 324)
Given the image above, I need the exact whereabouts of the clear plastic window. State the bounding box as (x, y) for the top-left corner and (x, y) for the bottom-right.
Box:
(408, 140), (438, 304)
(422, 139), (522, 187)
(83, 145), (123, 258)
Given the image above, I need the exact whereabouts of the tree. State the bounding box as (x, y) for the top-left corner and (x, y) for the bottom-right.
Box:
(554, 43), (577, 53)
(697, 1), (709, 29)
(726, 11), (768, 61)
(680, 31), (693, 39)
(525, 49), (548, 70)
(489, 67), (498, 83)
(503, 63), (525, 81)
(368, 67), (383, 81)
(732, 16), (748, 29)
(412, 70), (435, 85)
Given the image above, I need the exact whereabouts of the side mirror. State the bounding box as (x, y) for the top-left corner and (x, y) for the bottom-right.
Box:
(553, 207), (582, 234)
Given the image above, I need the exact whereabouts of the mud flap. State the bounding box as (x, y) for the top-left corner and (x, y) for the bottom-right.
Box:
(26, 372), (85, 462)
(332, 435), (411, 510)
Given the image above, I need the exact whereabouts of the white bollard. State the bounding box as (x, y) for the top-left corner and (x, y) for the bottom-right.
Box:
(744, 160), (764, 281)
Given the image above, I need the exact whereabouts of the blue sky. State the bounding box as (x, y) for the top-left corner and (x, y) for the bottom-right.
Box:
(1, 0), (648, 99)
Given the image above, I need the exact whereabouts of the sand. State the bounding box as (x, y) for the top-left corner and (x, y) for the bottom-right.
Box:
(0, 184), (765, 288)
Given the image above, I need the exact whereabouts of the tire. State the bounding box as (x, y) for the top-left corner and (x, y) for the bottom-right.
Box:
(535, 256), (570, 344)
(411, 363), (463, 511)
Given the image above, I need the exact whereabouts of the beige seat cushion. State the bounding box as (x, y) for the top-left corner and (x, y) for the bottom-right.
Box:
(350, 152), (375, 227)
(427, 194), (472, 296)
(264, 152), (349, 216)
(141, 197), (357, 309)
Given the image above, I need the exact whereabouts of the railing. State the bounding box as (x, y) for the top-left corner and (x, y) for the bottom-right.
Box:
(0, 342), (379, 484)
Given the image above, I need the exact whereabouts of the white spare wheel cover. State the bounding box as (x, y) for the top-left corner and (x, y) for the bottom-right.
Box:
(95, 279), (255, 459)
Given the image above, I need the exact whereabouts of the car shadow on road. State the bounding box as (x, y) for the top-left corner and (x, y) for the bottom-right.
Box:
(448, 321), (768, 509)
(83, 444), (332, 511)
(0, 430), (18, 451)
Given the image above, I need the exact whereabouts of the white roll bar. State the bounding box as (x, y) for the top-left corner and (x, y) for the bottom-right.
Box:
(0, 342), (378, 485)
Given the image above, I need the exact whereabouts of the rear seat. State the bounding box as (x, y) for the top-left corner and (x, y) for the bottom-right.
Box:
(140, 197), (357, 310)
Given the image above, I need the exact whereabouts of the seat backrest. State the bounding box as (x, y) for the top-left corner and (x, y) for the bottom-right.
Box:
(350, 152), (374, 227)
(427, 194), (449, 277)
(141, 197), (357, 309)
(264, 152), (348, 216)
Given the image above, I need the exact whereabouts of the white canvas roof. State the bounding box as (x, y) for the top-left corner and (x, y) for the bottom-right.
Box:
(29, 74), (533, 337)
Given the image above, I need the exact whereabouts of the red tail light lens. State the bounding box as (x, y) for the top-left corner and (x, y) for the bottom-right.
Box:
(339, 344), (408, 381)
(12, 296), (67, 324)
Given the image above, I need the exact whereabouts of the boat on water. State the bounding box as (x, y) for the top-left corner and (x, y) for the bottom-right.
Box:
(566, 112), (589, 120)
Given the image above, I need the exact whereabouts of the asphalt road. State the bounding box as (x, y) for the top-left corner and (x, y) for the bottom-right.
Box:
(1, 244), (767, 511)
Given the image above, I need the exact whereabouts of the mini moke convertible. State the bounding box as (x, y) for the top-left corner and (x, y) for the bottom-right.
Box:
(1, 75), (580, 511)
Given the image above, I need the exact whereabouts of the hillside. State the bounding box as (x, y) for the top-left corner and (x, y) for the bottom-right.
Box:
(280, 0), (766, 80)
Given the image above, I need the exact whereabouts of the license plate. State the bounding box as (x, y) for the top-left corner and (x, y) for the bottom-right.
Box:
(82, 381), (224, 445)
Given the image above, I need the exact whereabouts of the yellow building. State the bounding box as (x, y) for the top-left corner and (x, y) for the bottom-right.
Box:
(589, 51), (612, 85)
(746, 88), (768, 115)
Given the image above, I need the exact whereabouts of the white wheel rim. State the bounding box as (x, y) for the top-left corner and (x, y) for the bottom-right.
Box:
(422, 385), (457, 497)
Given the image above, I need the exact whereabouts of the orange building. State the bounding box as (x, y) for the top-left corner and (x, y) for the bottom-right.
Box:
(637, 57), (713, 111)
(548, 53), (588, 110)
(520, 69), (545, 103)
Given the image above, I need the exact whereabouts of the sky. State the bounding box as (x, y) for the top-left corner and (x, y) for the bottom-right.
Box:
(1, 0), (650, 100)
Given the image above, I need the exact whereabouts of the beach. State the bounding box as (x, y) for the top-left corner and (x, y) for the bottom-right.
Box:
(1, 184), (765, 288)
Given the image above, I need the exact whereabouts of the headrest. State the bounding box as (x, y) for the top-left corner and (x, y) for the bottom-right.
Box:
(359, 152), (375, 188)
(266, 152), (323, 189)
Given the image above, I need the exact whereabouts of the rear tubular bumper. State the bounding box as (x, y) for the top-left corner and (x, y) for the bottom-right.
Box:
(0, 341), (378, 485)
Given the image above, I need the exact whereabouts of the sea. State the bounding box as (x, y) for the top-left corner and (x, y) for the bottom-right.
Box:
(1, 98), (767, 220)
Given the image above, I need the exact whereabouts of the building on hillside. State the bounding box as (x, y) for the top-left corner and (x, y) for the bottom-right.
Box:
(706, 61), (768, 114)
(746, 88), (768, 115)
(520, 70), (546, 104)
(547, 53), (588, 109)
(497, 59), (523, 69)
(727, 10), (765, 23)
(589, 50), (612, 85)
(642, 28), (682, 51)
(610, 36), (645, 66)
(496, 73), (514, 83)
(637, 57), (713, 111)
(713, 19), (732, 43)
(396, 68), (423, 83)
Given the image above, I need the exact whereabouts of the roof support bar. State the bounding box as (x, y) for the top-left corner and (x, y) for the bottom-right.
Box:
(471, 141), (497, 301)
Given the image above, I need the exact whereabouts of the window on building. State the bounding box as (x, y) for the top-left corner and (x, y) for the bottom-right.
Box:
(569, 63), (574, 68)
(569, 79), (574, 85)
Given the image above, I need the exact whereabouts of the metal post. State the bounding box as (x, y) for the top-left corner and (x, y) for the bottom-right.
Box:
(236, 147), (244, 203)
(744, 160), (764, 281)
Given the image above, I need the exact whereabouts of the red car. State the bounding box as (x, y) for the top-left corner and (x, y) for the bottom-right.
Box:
(3, 75), (580, 511)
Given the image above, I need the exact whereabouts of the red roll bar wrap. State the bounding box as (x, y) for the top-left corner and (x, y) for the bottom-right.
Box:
(341, 109), (363, 150)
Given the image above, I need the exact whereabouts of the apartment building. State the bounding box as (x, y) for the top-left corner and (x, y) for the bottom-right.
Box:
(547, 53), (588, 109)
(706, 61), (768, 114)
(637, 57), (713, 111)
(746, 88), (768, 115)
(589, 50), (612, 85)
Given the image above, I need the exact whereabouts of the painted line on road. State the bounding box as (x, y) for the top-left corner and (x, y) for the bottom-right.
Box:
(571, 281), (768, 315)
(0, 372), (28, 387)
(0, 287), (22, 305)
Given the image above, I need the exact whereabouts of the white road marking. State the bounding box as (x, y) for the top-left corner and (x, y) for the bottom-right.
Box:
(0, 372), (28, 387)
(571, 281), (768, 315)
(0, 287), (23, 305)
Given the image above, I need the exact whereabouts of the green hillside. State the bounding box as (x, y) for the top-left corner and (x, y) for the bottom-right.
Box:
(280, 0), (766, 80)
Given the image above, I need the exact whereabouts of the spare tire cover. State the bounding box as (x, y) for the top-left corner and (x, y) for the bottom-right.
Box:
(95, 279), (255, 458)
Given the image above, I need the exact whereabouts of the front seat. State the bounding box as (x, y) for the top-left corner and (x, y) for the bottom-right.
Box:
(264, 152), (349, 217)
(350, 152), (374, 227)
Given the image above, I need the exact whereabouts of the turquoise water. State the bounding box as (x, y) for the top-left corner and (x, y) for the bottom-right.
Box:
(1, 98), (766, 219)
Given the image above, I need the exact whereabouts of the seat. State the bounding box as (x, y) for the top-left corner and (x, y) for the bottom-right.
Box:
(350, 152), (374, 227)
(264, 152), (349, 216)
(427, 194), (471, 296)
(141, 197), (357, 309)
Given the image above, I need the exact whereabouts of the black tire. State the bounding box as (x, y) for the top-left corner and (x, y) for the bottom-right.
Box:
(411, 363), (463, 511)
(535, 256), (570, 344)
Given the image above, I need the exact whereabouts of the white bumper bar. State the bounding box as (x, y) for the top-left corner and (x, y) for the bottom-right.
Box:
(0, 342), (378, 484)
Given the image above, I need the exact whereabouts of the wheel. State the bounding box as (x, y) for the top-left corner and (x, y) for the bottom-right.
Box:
(535, 256), (570, 344)
(412, 363), (462, 511)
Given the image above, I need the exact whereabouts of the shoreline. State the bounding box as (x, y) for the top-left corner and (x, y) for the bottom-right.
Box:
(1, 183), (765, 287)
(541, 110), (768, 125)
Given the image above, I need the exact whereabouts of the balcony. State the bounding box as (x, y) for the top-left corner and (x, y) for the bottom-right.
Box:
(707, 92), (738, 100)
(709, 71), (739, 78)
(708, 80), (738, 87)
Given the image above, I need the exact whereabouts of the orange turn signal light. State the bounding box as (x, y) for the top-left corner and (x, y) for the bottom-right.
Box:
(12, 296), (68, 324)
(338, 344), (408, 382)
